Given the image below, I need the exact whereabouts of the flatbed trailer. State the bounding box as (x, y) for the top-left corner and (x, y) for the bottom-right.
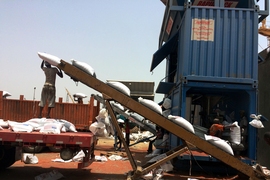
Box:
(57, 59), (270, 180)
(0, 128), (95, 169)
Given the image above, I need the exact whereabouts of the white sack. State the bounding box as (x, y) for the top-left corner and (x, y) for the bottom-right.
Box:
(0, 119), (8, 128)
(230, 121), (241, 144)
(162, 98), (171, 109)
(37, 52), (61, 66)
(249, 119), (264, 128)
(73, 92), (87, 98)
(168, 115), (195, 134)
(2, 91), (11, 97)
(39, 122), (64, 134)
(8, 121), (33, 133)
(106, 81), (130, 96)
(57, 119), (77, 132)
(89, 121), (107, 137)
(72, 150), (85, 162)
(138, 97), (162, 115)
(23, 153), (39, 164)
(71, 59), (96, 77)
(205, 134), (234, 155)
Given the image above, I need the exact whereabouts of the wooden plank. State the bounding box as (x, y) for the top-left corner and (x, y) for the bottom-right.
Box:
(105, 100), (138, 171)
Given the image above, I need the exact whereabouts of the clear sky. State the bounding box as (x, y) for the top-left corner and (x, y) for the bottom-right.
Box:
(0, 1), (268, 104)
(0, 1), (167, 103)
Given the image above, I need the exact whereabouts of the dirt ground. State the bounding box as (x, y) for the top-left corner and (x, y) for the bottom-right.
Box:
(0, 137), (243, 180)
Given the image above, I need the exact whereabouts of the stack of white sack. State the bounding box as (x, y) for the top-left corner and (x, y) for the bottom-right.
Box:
(0, 119), (9, 128)
(8, 120), (34, 133)
(89, 108), (114, 137)
(6, 118), (77, 134)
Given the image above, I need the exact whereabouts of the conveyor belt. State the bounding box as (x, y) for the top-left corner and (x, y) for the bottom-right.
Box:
(92, 94), (157, 135)
(58, 60), (268, 179)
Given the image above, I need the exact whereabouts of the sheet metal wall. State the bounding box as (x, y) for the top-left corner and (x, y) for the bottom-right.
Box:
(177, 7), (258, 84)
(0, 93), (100, 131)
(168, 6), (259, 160)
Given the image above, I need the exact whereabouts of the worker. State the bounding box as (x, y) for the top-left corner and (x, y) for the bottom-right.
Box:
(239, 110), (248, 147)
(38, 60), (63, 118)
(114, 118), (125, 151)
(73, 95), (83, 104)
(147, 126), (164, 154)
(264, 132), (270, 146)
(209, 118), (236, 138)
(124, 118), (130, 146)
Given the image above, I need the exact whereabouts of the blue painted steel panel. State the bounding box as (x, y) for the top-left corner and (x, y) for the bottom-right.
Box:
(156, 0), (266, 166)
(177, 7), (259, 84)
(169, 81), (257, 160)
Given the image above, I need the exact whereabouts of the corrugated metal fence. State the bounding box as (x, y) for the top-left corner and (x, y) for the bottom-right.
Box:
(0, 91), (100, 131)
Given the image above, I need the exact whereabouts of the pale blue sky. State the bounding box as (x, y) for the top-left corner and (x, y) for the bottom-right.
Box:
(0, 1), (268, 104)
(0, 1), (167, 103)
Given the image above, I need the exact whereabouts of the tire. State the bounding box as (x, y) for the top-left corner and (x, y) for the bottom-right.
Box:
(23, 146), (43, 153)
(60, 148), (74, 160)
(48, 146), (61, 152)
(0, 146), (16, 170)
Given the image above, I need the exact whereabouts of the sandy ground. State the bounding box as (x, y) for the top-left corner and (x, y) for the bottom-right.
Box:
(0, 137), (244, 180)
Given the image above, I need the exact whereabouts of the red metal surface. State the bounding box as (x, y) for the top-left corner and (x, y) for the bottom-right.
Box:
(0, 129), (94, 148)
(0, 91), (100, 130)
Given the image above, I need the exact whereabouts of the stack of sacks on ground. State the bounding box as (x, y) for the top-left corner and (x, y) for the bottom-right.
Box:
(89, 108), (114, 137)
(2, 118), (77, 134)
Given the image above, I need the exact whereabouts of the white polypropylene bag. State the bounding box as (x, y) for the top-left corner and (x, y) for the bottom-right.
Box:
(138, 97), (162, 114)
(162, 98), (171, 109)
(230, 121), (241, 144)
(23, 153), (39, 164)
(37, 52), (61, 66)
(73, 92), (87, 98)
(0, 119), (8, 128)
(168, 115), (195, 134)
(89, 121), (107, 136)
(58, 119), (77, 132)
(71, 59), (96, 77)
(2, 91), (11, 97)
(8, 121), (33, 133)
(72, 150), (85, 162)
(106, 81), (130, 96)
(39, 122), (64, 134)
(249, 119), (264, 128)
(205, 134), (234, 155)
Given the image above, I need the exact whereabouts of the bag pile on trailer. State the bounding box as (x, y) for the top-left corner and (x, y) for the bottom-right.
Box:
(0, 118), (77, 134)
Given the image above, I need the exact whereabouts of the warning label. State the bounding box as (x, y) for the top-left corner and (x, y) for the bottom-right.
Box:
(191, 18), (215, 41)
